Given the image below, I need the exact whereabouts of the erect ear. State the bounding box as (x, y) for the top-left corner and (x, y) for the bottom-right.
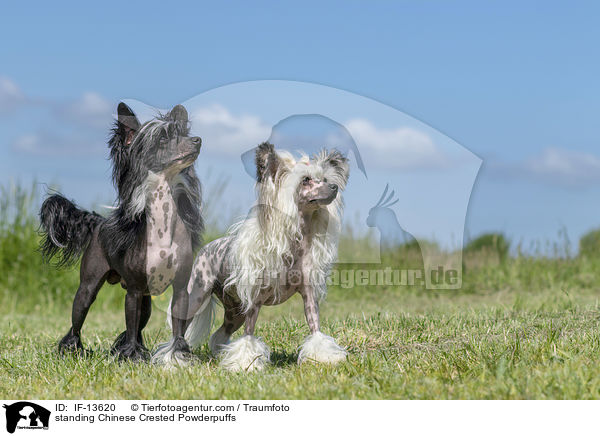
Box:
(117, 102), (140, 146)
(255, 142), (281, 182)
(168, 104), (188, 123)
(323, 149), (350, 184)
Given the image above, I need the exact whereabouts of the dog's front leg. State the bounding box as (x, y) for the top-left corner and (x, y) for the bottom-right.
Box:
(301, 286), (321, 334)
(298, 285), (347, 365)
(219, 304), (270, 371)
(150, 270), (194, 366)
(111, 290), (150, 361)
(111, 295), (151, 353)
(243, 305), (261, 336)
(170, 281), (189, 341)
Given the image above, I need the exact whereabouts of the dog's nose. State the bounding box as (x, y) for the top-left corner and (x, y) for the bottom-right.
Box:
(329, 183), (338, 191)
(191, 136), (202, 149)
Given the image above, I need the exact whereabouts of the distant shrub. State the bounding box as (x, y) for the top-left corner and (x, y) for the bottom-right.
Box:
(464, 233), (510, 263)
(401, 238), (438, 252)
(579, 228), (600, 258)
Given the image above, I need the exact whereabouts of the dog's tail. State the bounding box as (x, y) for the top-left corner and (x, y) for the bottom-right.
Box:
(166, 295), (217, 349)
(39, 194), (105, 267)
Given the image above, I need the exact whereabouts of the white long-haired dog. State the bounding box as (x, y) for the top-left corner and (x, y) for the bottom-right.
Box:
(169, 142), (349, 371)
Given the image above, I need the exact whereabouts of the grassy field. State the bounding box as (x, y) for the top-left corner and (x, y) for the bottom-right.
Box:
(2, 185), (600, 399)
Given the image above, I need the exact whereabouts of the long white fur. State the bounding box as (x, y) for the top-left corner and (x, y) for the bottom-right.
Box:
(297, 331), (348, 364)
(128, 171), (159, 218)
(166, 295), (217, 348)
(128, 170), (196, 221)
(224, 150), (346, 313)
(219, 335), (271, 371)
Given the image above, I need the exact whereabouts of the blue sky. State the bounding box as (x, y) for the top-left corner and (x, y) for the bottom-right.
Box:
(1, 1), (599, 252)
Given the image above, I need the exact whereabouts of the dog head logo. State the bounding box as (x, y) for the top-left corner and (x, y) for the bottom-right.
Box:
(3, 402), (50, 433)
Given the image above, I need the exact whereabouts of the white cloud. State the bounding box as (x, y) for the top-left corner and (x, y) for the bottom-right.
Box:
(525, 147), (600, 186)
(0, 75), (113, 128)
(12, 134), (39, 153)
(188, 105), (446, 171)
(486, 147), (600, 188)
(10, 90), (113, 157)
(58, 91), (113, 129)
(190, 104), (271, 156)
(342, 118), (447, 170)
(12, 131), (105, 156)
(0, 76), (25, 113)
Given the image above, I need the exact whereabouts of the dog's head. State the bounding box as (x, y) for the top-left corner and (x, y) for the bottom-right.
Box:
(108, 103), (202, 218)
(255, 142), (349, 215)
(110, 103), (200, 187)
(115, 103), (201, 175)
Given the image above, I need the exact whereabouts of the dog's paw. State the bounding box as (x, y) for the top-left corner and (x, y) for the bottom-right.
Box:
(112, 341), (150, 362)
(151, 336), (195, 368)
(298, 331), (347, 365)
(219, 335), (270, 372)
(111, 331), (145, 353)
(58, 332), (87, 356)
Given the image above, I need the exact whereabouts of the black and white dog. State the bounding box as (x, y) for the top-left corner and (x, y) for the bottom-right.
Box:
(159, 142), (349, 370)
(39, 103), (203, 362)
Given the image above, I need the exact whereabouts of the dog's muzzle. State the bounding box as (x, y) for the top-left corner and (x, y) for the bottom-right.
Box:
(191, 136), (202, 151)
(310, 185), (338, 205)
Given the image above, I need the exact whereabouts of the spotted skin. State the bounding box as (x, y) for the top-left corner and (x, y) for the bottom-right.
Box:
(146, 174), (183, 296)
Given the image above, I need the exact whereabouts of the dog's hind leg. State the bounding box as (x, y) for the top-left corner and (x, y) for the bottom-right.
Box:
(179, 268), (220, 349)
(58, 235), (109, 356)
(219, 304), (270, 371)
(209, 295), (245, 355)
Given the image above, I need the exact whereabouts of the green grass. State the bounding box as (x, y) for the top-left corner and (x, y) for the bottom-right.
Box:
(2, 185), (600, 399)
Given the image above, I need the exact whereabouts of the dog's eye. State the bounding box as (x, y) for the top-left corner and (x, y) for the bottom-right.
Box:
(302, 176), (311, 185)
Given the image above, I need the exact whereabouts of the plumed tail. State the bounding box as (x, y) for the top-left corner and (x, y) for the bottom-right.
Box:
(167, 295), (217, 349)
(39, 194), (105, 267)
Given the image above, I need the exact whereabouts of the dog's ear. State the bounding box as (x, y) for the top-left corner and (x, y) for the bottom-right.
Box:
(255, 142), (281, 182)
(323, 149), (350, 186)
(168, 104), (189, 123)
(117, 102), (140, 146)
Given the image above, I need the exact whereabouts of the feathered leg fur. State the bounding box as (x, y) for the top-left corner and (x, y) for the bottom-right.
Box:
(297, 331), (347, 364)
(219, 335), (271, 372)
(297, 286), (347, 364)
(218, 305), (270, 371)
